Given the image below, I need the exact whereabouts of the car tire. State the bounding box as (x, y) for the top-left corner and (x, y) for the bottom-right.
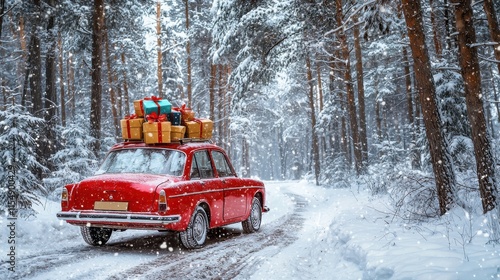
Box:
(242, 197), (262, 233)
(179, 206), (209, 249)
(81, 226), (112, 246)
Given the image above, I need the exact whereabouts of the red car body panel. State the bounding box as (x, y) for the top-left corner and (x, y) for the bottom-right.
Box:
(57, 141), (267, 232)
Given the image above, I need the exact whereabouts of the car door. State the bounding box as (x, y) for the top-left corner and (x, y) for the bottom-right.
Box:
(190, 150), (224, 226)
(211, 150), (247, 221)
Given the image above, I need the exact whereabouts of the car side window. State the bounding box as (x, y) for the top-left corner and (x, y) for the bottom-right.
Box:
(190, 158), (200, 179)
(191, 151), (214, 179)
(212, 151), (235, 177)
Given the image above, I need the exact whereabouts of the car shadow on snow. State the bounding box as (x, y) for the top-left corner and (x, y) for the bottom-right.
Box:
(99, 226), (244, 254)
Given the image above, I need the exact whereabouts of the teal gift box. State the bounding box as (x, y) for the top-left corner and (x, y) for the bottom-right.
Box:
(143, 99), (171, 116)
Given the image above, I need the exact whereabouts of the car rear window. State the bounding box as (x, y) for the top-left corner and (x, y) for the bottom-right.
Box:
(95, 148), (186, 176)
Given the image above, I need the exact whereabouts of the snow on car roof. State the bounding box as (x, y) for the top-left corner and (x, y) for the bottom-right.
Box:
(110, 140), (222, 153)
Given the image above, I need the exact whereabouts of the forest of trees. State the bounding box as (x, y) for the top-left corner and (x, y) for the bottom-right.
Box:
(0, 0), (499, 240)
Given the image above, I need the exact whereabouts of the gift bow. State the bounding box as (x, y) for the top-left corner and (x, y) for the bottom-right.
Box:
(173, 104), (190, 112)
(125, 114), (138, 120)
(144, 95), (163, 115)
(143, 95), (162, 101)
(146, 112), (167, 124)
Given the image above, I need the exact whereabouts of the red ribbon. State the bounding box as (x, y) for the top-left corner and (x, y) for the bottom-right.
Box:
(194, 118), (204, 138)
(174, 104), (194, 121)
(144, 95), (162, 102)
(125, 114), (138, 120)
(146, 112), (167, 143)
(124, 114), (138, 139)
(137, 100), (144, 116)
(146, 112), (167, 124)
(173, 104), (191, 114)
(144, 96), (162, 115)
(158, 122), (163, 142)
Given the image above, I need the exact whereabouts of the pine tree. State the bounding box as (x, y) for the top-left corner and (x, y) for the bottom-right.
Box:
(0, 104), (46, 217)
(44, 118), (98, 200)
(401, 0), (457, 215)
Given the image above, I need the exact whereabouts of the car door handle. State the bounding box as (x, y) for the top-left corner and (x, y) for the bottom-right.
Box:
(200, 181), (205, 185)
(221, 179), (226, 183)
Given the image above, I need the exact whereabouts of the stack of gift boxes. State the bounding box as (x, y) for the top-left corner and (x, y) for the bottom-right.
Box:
(120, 96), (214, 144)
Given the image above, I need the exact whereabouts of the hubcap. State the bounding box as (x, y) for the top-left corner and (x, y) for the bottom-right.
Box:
(251, 202), (261, 228)
(193, 212), (207, 244)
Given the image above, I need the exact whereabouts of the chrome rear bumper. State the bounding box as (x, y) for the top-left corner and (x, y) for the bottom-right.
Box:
(57, 211), (181, 225)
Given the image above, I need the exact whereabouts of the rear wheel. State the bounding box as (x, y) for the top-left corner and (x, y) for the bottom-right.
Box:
(81, 226), (112, 246)
(179, 206), (209, 249)
(242, 197), (262, 233)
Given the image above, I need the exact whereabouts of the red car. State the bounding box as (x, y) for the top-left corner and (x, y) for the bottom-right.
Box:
(57, 140), (269, 249)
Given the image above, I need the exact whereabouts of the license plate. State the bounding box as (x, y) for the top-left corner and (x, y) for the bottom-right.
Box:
(94, 201), (128, 211)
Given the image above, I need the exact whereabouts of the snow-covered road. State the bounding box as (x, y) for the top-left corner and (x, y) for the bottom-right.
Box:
(1, 181), (499, 279)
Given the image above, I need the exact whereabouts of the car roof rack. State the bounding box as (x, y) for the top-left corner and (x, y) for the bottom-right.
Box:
(120, 138), (213, 145)
(177, 138), (213, 145)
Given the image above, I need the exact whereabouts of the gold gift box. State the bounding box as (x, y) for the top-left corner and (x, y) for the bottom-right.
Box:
(184, 119), (213, 139)
(120, 118), (144, 140)
(171, 126), (186, 141)
(143, 121), (171, 144)
(133, 100), (144, 117)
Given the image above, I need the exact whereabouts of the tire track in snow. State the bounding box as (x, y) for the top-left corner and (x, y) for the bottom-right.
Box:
(0, 246), (95, 280)
(107, 193), (308, 280)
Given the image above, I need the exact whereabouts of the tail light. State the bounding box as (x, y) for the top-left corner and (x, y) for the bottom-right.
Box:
(61, 187), (68, 202)
(158, 190), (167, 212)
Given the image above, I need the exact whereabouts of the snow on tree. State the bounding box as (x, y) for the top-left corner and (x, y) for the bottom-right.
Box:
(43, 117), (98, 200)
(0, 104), (46, 217)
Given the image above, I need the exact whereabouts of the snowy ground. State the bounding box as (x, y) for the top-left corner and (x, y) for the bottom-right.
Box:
(1, 180), (499, 279)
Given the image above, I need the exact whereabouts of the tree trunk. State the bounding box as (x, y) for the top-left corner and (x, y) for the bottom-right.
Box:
(443, 0), (452, 51)
(315, 55), (326, 163)
(402, 0), (456, 216)
(58, 33), (66, 127)
(224, 65), (231, 151)
(218, 64), (224, 144)
(403, 46), (420, 169)
(306, 55), (320, 186)
(316, 56), (324, 112)
(452, 0), (497, 214)
(209, 63), (216, 121)
(332, 54), (350, 167)
(90, 0), (104, 156)
(429, 0), (443, 58)
(483, 0), (500, 75)
(121, 52), (130, 116)
(43, 0), (58, 163)
(0, 0), (5, 40)
(375, 99), (382, 143)
(335, 0), (362, 174)
(185, 0), (192, 107)
(103, 20), (119, 136)
(353, 15), (368, 165)
(242, 137), (250, 177)
(18, 16), (27, 55)
(156, 1), (163, 98)
(26, 0), (43, 116)
(492, 66), (500, 124)
(67, 54), (75, 120)
(221, 65), (228, 150)
(112, 49), (122, 118)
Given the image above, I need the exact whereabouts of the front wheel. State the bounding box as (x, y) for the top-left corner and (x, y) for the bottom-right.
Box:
(81, 226), (112, 246)
(179, 206), (209, 249)
(242, 197), (262, 233)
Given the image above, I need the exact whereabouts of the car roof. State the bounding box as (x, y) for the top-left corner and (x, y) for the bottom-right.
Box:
(110, 140), (223, 154)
